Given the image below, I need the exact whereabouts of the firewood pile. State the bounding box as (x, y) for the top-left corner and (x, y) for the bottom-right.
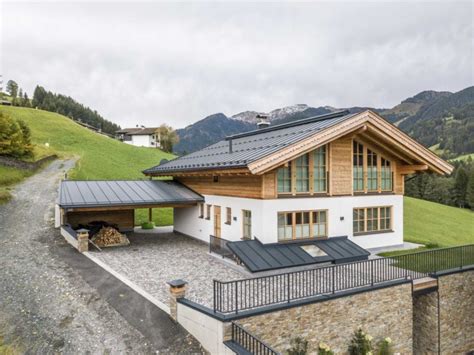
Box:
(92, 226), (129, 247)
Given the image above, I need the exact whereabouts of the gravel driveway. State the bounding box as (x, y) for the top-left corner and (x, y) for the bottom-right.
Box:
(0, 160), (202, 354)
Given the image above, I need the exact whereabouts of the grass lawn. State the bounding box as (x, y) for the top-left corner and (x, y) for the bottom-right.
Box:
(0, 106), (175, 226)
(0, 166), (34, 204)
(403, 196), (474, 248)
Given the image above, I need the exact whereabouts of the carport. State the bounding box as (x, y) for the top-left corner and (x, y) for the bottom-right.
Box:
(55, 180), (203, 251)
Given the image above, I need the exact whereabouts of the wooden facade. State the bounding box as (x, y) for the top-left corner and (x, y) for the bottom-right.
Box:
(174, 134), (410, 199)
(65, 209), (135, 231)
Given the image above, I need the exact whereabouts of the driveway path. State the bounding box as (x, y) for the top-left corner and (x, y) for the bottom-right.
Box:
(0, 160), (202, 354)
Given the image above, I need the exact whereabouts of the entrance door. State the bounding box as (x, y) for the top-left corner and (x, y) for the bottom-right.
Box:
(214, 206), (221, 238)
(242, 210), (252, 240)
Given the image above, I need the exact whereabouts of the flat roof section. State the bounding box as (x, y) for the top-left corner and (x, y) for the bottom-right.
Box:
(58, 180), (204, 209)
(227, 237), (370, 273)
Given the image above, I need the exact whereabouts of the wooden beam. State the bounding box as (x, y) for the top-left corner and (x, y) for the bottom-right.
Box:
(65, 203), (199, 212)
(397, 164), (429, 175)
(345, 125), (367, 138)
(356, 132), (415, 165)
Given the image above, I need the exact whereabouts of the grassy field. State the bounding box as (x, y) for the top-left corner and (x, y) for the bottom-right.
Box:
(403, 196), (474, 247)
(0, 166), (34, 204)
(0, 106), (174, 225)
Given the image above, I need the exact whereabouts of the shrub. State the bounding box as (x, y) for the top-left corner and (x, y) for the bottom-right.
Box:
(348, 328), (373, 355)
(377, 337), (393, 355)
(141, 221), (155, 229)
(318, 342), (334, 355)
(287, 337), (308, 355)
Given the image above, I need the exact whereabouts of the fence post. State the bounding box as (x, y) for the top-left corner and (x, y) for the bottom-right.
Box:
(370, 260), (374, 286)
(332, 266), (335, 294)
(460, 247), (464, 269)
(287, 273), (290, 303)
(235, 282), (238, 314)
(213, 280), (217, 313)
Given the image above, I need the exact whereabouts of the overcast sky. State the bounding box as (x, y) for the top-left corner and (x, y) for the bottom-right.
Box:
(1, 1), (473, 128)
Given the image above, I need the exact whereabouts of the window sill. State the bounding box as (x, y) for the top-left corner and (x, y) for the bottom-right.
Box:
(224, 222), (231, 225)
(353, 230), (394, 237)
(278, 193), (329, 198)
(278, 236), (328, 243)
(198, 216), (204, 219)
(353, 191), (395, 196)
(205, 217), (210, 221)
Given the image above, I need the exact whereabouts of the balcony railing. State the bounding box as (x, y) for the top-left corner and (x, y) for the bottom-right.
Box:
(227, 322), (279, 355)
(209, 235), (234, 259)
(213, 244), (474, 315)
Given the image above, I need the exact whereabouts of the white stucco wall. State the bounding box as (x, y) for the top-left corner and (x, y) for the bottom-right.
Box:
(174, 194), (403, 250)
(131, 134), (152, 147)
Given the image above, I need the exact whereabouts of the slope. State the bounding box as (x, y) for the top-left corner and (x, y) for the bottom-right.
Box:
(404, 196), (474, 247)
(0, 106), (174, 224)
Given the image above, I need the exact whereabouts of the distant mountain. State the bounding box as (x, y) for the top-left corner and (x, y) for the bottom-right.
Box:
(174, 86), (474, 158)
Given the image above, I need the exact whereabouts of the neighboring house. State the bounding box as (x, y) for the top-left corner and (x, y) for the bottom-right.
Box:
(143, 110), (452, 252)
(116, 127), (161, 148)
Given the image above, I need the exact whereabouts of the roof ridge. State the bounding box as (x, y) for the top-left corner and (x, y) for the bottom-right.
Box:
(224, 110), (350, 141)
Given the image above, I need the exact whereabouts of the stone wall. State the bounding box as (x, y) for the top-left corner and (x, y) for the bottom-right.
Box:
(413, 291), (438, 354)
(237, 283), (413, 354)
(0, 154), (57, 170)
(439, 270), (474, 354)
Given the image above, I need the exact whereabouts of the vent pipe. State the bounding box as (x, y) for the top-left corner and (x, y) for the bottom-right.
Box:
(256, 114), (270, 129)
(229, 139), (233, 153)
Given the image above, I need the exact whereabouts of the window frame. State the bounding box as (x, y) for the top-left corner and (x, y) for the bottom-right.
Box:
(225, 207), (232, 225)
(242, 209), (252, 240)
(277, 209), (328, 242)
(276, 145), (328, 196)
(205, 204), (212, 220)
(198, 203), (204, 218)
(353, 206), (392, 235)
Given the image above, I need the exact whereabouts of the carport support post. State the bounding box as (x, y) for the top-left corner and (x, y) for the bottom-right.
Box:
(148, 208), (152, 222)
(167, 279), (187, 321)
(76, 228), (89, 253)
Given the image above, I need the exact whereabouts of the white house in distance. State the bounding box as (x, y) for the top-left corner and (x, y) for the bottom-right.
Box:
(116, 126), (161, 148)
(143, 110), (452, 261)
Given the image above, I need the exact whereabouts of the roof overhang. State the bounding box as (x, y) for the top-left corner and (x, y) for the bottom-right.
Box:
(248, 110), (454, 176)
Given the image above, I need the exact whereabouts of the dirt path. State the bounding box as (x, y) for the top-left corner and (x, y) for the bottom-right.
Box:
(0, 160), (202, 354)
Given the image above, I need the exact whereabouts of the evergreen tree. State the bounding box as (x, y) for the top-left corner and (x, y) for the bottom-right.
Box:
(32, 85), (47, 107)
(453, 167), (469, 208)
(6, 80), (18, 98)
(467, 169), (474, 210)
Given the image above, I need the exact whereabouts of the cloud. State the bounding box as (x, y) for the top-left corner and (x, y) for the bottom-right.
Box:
(2, 1), (473, 128)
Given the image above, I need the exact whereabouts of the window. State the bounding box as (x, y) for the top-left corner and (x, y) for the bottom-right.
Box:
(353, 206), (392, 234)
(278, 210), (327, 241)
(313, 146), (327, 192)
(226, 207), (232, 225)
(312, 210), (327, 238)
(278, 213), (293, 241)
(206, 204), (211, 220)
(353, 141), (364, 191)
(277, 163), (292, 193)
(367, 149), (378, 191)
(242, 210), (252, 239)
(198, 203), (204, 218)
(381, 158), (392, 191)
(295, 154), (309, 192)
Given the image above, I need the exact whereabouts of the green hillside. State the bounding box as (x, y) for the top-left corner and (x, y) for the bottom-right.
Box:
(0, 106), (174, 224)
(404, 196), (474, 247)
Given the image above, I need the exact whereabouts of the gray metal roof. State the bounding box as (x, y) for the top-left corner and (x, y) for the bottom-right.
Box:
(59, 180), (203, 208)
(227, 237), (370, 273)
(144, 110), (356, 174)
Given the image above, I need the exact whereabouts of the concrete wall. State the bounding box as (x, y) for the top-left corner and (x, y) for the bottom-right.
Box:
(236, 283), (413, 354)
(176, 303), (234, 355)
(174, 194), (403, 249)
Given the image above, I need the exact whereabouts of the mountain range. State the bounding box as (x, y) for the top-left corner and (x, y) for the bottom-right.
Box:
(174, 86), (474, 158)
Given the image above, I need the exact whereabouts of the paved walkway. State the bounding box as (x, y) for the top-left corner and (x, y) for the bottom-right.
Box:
(0, 159), (203, 353)
(90, 230), (246, 307)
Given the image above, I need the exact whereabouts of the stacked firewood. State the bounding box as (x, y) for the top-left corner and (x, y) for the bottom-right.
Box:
(92, 227), (129, 247)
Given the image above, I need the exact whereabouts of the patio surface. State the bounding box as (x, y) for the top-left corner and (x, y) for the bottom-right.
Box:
(89, 228), (245, 308)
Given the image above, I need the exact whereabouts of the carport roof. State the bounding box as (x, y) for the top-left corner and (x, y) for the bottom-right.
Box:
(58, 180), (203, 209)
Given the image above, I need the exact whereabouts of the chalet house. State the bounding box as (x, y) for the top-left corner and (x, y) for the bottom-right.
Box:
(116, 127), (161, 148)
(143, 110), (452, 254)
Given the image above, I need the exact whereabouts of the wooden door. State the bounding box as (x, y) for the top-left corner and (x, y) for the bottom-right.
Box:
(214, 206), (221, 238)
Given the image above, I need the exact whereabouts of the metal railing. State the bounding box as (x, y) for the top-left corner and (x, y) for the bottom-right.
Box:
(230, 322), (279, 355)
(213, 244), (474, 314)
(209, 235), (234, 259)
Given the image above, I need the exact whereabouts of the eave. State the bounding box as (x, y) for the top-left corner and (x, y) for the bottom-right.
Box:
(247, 110), (453, 176)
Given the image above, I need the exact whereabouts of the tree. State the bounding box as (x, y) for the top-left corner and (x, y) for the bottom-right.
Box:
(156, 124), (179, 153)
(23, 92), (31, 107)
(453, 167), (469, 208)
(0, 112), (33, 158)
(32, 85), (47, 108)
(467, 169), (474, 210)
(6, 80), (18, 98)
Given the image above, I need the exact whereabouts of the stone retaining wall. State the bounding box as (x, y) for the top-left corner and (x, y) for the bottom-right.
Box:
(439, 270), (474, 353)
(0, 154), (57, 170)
(237, 283), (413, 354)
